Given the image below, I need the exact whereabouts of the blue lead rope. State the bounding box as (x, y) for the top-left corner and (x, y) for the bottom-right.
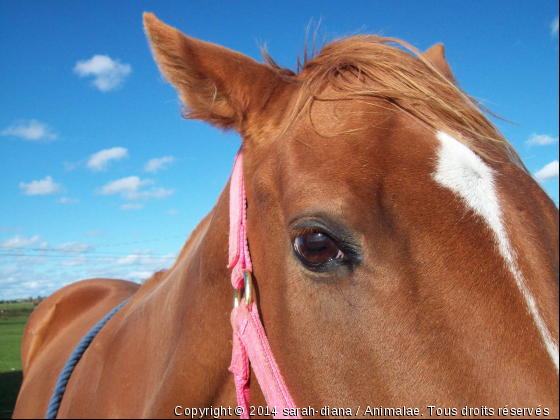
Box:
(46, 298), (131, 419)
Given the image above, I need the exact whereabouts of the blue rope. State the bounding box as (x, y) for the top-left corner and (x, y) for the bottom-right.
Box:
(46, 298), (131, 419)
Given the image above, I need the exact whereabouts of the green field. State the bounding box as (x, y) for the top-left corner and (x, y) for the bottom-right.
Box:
(0, 302), (34, 419)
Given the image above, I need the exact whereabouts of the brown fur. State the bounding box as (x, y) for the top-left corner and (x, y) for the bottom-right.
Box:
(13, 13), (558, 418)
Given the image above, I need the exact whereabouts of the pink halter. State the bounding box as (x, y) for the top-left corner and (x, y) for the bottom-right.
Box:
(228, 151), (301, 419)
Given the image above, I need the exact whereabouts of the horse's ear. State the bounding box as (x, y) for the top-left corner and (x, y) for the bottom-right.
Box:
(143, 13), (284, 131)
(423, 44), (455, 83)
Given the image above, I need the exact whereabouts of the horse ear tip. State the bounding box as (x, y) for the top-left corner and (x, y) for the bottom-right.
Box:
(435, 43), (446, 56)
(426, 43), (446, 58)
(143, 12), (159, 30)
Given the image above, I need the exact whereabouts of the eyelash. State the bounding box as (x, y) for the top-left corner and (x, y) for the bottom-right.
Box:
(291, 225), (322, 238)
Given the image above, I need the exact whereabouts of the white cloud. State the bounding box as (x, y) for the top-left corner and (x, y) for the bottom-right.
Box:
(130, 187), (175, 200)
(552, 16), (559, 37)
(0, 245), (178, 300)
(0, 267), (20, 276)
(120, 203), (144, 211)
(15, 255), (47, 265)
(535, 161), (560, 182)
(526, 133), (558, 147)
(85, 230), (103, 237)
(60, 256), (88, 266)
(54, 242), (94, 253)
(167, 209), (179, 215)
(1, 235), (41, 249)
(87, 147), (128, 171)
(0, 277), (20, 287)
(143, 156), (176, 173)
(115, 250), (176, 269)
(0, 262), (68, 300)
(1, 119), (58, 141)
(100, 176), (153, 196)
(19, 176), (62, 195)
(56, 197), (80, 204)
(99, 176), (174, 200)
(74, 55), (132, 92)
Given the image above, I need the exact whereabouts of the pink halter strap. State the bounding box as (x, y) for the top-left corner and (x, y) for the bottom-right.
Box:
(228, 151), (301, 419)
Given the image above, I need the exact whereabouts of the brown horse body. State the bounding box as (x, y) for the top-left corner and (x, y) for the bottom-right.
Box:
(14, 14), (559, 418)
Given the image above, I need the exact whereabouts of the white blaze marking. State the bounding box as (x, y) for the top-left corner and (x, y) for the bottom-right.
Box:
(433, 131), (559, 372)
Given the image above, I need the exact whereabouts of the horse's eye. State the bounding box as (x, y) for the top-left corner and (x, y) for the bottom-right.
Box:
(294, 232), (344, 266)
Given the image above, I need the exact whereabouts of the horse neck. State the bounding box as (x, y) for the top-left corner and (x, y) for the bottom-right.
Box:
(140, 183), (236, 405)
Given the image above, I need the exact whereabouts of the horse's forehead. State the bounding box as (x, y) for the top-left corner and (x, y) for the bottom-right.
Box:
(248, 108), (442, 232)
(277, 107), (439, 190)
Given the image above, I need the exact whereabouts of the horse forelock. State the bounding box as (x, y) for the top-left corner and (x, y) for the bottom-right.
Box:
(264, 35), (526, 172)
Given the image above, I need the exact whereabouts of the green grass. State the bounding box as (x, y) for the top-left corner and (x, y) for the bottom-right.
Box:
(0, 304), (33, 419)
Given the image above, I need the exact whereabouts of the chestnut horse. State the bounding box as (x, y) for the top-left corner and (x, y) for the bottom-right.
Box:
(13, 13), (559, 418)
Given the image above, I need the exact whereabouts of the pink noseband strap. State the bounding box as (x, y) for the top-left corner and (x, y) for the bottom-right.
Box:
(228, 151), (301, 419)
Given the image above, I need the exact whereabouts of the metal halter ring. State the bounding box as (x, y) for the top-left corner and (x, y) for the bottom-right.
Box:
(233, 270), (254, 309)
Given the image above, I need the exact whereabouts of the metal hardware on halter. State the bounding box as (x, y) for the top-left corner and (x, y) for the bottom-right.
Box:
(233, 270), (254, 309)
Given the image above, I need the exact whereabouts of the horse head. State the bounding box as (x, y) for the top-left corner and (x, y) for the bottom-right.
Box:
(143, 12), (559, 415)
(12, 10), (560, 418)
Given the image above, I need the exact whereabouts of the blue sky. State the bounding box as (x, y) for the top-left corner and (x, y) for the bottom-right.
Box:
(1, 1), (558, 300)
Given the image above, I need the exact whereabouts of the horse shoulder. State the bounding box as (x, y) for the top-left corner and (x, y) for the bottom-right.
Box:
(20, 278), (139, 375)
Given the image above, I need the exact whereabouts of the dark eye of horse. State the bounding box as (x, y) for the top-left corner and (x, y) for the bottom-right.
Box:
(294, 232), (344, 266)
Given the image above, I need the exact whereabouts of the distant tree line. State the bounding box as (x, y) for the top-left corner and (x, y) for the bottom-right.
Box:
(0, 296), (46, 306)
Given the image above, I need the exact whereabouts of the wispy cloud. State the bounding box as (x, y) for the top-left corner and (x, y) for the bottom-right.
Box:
(535, 160), (559, 182)
(115, 249), (176, 268)
(120, 203), (144, 211)
(1, 119), (58, 141)
(526, 133), (559, 147)
(143, 156), (176, 173)
(60, 256), (89, 267)
(99, 176), (174, 200)
(0, 245), (177, 300)
(85, 230), (103, 237)
(0, 235), (41, 249)
(56, 197), (80, 204)
(87, 147), (128, 171)
(53, 242), (94, 253)
(74, 55), (132, 92)
(64, 161), (79, 171)
(552, 16), (559, 37)
(131, 188), (175, 200)
(19, 176), (63, 195)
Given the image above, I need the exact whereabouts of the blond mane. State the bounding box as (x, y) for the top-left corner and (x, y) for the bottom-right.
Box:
(265, 35), (526, 170)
